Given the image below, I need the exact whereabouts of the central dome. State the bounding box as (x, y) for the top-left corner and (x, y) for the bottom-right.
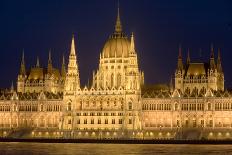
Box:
(102, 36), (130, 58)
(101, 6), (131, 58)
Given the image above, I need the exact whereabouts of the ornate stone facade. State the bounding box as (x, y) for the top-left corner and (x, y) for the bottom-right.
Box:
(0, 7), (231, 140)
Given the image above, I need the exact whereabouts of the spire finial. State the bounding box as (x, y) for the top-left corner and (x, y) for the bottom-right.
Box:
(48, 49), (52, 63)
(178, 44), (182, 59)
(70, 34), (76, 56)
(20, 49), (26, 75)
(62, 54), (65, 64)
(210, 43), (214, 58)
(130, 32), (135, 53)
(187, 48), (190, 64)
(61, 54), (66, 77)
(170, 76), (173, 92)
(22, 49), (25, 63)
(217, 48), (222, 72)
(10, 81), (14, 92)
(47, 49), (53, 73)
(114, 1), (122, 33)
(36, 56), (40, 67)
(177, 44), (183, 70)
(210, 44), (216, 69)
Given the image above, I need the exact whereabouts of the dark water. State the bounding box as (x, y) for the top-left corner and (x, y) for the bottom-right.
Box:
(0, 143), (232, 155)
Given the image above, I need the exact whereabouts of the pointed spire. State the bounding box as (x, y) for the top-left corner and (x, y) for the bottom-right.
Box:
(178, 44), (182, 59)
(130, 32), (135, 54)
(20, 50), (26, 75)
(210, 43), (214, 59)
(114, 2), (122, 34)
(169, 76), (173, 92)
(36, 56), (40, 68)
(47, 50), (53, 73)
(70, 34), (76, 56)
(177, 44), (183, 70)
(10, 81), (14, 93)
(66, 34), (80, 91)
(48, 49), (52, 64)
(217, 48), (223, 73)
(187, 48), (190, 65)
(210, 44), (216, 69)
(61, 54), (66, 77)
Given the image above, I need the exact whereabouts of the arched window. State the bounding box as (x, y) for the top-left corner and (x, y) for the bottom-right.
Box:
(67, 102), (72, 111)
(40, 104), (43, 112)
(117, 74), (121, 87)
(128, 102), (132, 110)
(111, 73), (114, 87)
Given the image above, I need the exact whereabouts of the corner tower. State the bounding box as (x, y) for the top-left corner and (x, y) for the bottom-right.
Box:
(62, 35), (81, 130)
(64, 35), (80, 93)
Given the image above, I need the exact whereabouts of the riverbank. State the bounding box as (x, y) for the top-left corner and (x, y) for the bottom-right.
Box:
(1, 138), (232, 144)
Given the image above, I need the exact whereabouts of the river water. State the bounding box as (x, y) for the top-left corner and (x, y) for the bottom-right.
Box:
(0, 143), (232, 155)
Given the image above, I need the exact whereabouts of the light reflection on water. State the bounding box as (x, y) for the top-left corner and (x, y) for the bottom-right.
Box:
(0, 143), (232, 155)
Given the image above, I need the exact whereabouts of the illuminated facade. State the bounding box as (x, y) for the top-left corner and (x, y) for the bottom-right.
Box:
(0, 7), (231, 140)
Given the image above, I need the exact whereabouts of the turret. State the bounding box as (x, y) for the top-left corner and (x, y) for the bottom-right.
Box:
(186, 48), (190, 65)
(217, 48), (223, 73)
(10, 81), (14, 93)
(175, 44), (184, 92)
(210, 44), (216, 70)
(61, 54), (66, 78)
(216, 48), (224, 91)
(47, 50), (53, 74)
(129, 32), (135, 55)
(65, 34), (80, 92)
(114, 5), (122, 35)
(36, 57), (40, 68)
(17, 50), (26, 93)
(20, 50), (26, 76)
(177, 44), (183, 71)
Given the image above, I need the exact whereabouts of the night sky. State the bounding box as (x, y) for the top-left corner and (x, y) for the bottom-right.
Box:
(0, 0), (232, 89)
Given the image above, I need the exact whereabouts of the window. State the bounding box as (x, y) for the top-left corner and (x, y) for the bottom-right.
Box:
(77, 119), (80, 124)
(84, 119), (87, 124)
(129, 119), (132, 124)
(119, 119), (123, 124)
(98, 119), (101, 124)
(112, 119), (115, 124)
(209, 120), (213, 127)
(111, 113), (115, 116)
(177, 120), (180, 127)
(201, 120), (204, 127)
(208, 103), (211, 111)
(128, 102), (132, 110)
(105, 119), (108, 124)
(67, 103), (71, 111)
(68, 119), (72, 124)
(175, 103), (178, 111)
(91, 119), (94, 124)
(111, 73), (114, 87)
(117, 74), (121, 87)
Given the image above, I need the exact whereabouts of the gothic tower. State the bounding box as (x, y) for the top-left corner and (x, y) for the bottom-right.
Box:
(17, 51), (26, 93)
(175, 45), (184, 92)
(62, 35), (80, 130)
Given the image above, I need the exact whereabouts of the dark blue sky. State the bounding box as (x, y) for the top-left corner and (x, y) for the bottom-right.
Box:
(0, 0), (232, 88)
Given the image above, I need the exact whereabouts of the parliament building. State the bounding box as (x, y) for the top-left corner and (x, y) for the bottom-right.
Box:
(0, 7), (231, 140)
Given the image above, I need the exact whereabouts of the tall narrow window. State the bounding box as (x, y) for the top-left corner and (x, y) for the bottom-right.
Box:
(128, 102), (132, 110)
(117, 74), (121, 87)
(111, 73), (114, 87)
(67, 102), (72, 111)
